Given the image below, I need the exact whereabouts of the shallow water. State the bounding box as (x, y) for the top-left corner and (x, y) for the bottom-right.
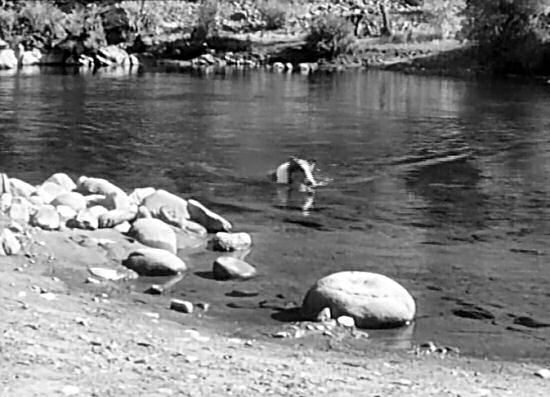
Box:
(1, 66), (549, 361)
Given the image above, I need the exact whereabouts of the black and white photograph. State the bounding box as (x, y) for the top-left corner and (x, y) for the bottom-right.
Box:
(0, 0), (549, 395)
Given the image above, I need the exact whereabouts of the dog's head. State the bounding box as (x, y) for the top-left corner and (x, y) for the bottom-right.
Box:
(287, 157), (317, 188)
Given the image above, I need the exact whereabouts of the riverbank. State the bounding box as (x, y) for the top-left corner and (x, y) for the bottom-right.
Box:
(1, 223), (548, 396)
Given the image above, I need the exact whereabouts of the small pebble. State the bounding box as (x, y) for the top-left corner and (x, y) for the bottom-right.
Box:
(534, 368), (550, 379)
(170, 299), (193, 314)
(336, 315), (355, 328)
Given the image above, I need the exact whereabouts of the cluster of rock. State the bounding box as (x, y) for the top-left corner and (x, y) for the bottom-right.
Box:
(0, 40), (139, 70)
(0, 171), (254, 282)
(1, 170), (416, 331)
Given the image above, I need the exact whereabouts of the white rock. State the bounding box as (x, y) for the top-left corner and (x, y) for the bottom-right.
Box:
(31, 205), (60, 230)
(8, 198), (31, 224)
(36, 181), (68, 204)
(129, 187), (156, 206)
(129, 218), (177, 253)
(0, 173), (10, 195)
(0, 192), (12, 212)
(337, 315), (355, 328)
(51, 192), (87, 212)
(534, 368), (550, 379)
(113, 221), (131, 234)
(213, 256), (257, 280)
(77, 176), (124, 197)
(0, 48), (17, 69)
(211, 232), (252, 251)
(302, 271), (416, 329)
(88, 267), (125, 281)
(142, 189), (189, 220)
(122, 248), (187, 276)
(1, 228), (21, 255)
(170, 299), (193, 313)
(187, 199), (231, 232)
(44, 173), (76, 192)
(56, 205), (77, 222)
(10, 178), (37, 198)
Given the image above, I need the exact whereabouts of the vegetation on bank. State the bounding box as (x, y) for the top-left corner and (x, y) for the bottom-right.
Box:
(1, 0), (550, 76)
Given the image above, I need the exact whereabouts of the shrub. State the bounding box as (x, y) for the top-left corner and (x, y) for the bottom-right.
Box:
(258, 0), (287, 30)
(461, 0), (550, 74)
(192, 0), (219, 42)
(305, 14), (355, 59)
(0, 7), (16, 41)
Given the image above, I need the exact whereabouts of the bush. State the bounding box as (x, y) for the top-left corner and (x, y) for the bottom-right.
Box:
(305, 14), (355, 59)
(192, 0), (219, 42)
(258, 0), (287, 30)
(461, 0), (550, 74)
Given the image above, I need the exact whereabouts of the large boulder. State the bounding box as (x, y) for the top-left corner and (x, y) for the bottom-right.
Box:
(96, 45), (129, 65)
(19, 49), (42, 66)
(31, 205), (60, 230)
(0, 48), (17, 69)
(187, 199), (231, 232)
(142, 189), (189, 220)
(122, 248), (187, 276)
(98, 206), (137, 228)
(128, 218), (177, 253)
(128, 187), (155, 206)
(51, 192), (87, 212)
(213, 256), (257, 280)
(76, 176), (124, 197)
(103, 190), (132, 210)
(302, 271), (416, 329)
(211, 232), (252, 252)
(35, 182), (68, 204)
(44, 173), (76, 192)
(0, 193), (12, 212)
(68, 208), (100, 230)
(10, 178), (37, 198)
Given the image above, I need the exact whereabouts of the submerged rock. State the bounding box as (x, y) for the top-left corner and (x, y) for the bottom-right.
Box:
(128, 218), (177, 253)
(31, 205), (60, 230)
(302, 271), (416, 329)
(213, 256), (257, 280)
(211, 232), (252, 252)
(187, 199), (232, 232)
(122, 248), (187, 276)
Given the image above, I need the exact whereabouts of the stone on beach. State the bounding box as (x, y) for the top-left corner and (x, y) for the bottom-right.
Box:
(98, 207), (137, 228)
(103, 190), (132, 210)
(211, 232), (252, 252)
(170, 299), (193, 313)
(77, 176), (124, 197)
(44, 173), (76, 192)
(36, 181), (68, 204)
(302, 271), (416, 329)
(142, 189), (189, 220)
(31, 205), (60, 230)
(8, 197), (31, 224)
(213, 256), (257, 280)
(51, 192), (87, 212)
(56, 205), (77, 222)
(1, 228), (21, 255)
(0, 48), (17, 69)
(187, 199), (232, 232)
(128, 187), (156, 206)
(122, 248), (187, 276)
(68, 208), (100, 230)
(10, 178), (37, 199)
(128, 218), (177, 253)
(1, 193), (13, 212)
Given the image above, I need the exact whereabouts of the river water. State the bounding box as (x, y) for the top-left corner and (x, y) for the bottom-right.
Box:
(1, 66), (549, 361)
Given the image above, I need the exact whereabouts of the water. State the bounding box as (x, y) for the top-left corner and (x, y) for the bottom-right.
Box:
(1, 66), (549, 361)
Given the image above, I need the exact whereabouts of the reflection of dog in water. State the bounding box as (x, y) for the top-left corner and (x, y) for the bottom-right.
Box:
(268, 157), (318, 215)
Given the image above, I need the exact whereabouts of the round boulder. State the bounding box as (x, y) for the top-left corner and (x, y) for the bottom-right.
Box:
(128, 218), (177, 254)
(44, 172), (76, 192)
(211, 232), (252, 252)
(187, 199), (231, 232)
(51, 192), (87, 212)
(213, 256), (257, 280)
(302, 271), (415, 329)
(122, 248), (187, 276)
(31, 205), (60, 230)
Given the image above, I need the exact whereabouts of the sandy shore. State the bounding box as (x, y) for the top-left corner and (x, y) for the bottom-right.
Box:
(1, 219), (548, 397)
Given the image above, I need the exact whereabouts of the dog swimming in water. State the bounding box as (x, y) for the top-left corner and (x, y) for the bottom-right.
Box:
(268, 156), (318, 190)
(268, 157), (319, 215)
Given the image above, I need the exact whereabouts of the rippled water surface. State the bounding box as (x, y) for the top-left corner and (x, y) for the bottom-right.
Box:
(1, 67), (549, 360)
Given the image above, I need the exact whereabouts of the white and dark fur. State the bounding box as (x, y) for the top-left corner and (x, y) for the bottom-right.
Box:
(269, 157), (317, 189)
